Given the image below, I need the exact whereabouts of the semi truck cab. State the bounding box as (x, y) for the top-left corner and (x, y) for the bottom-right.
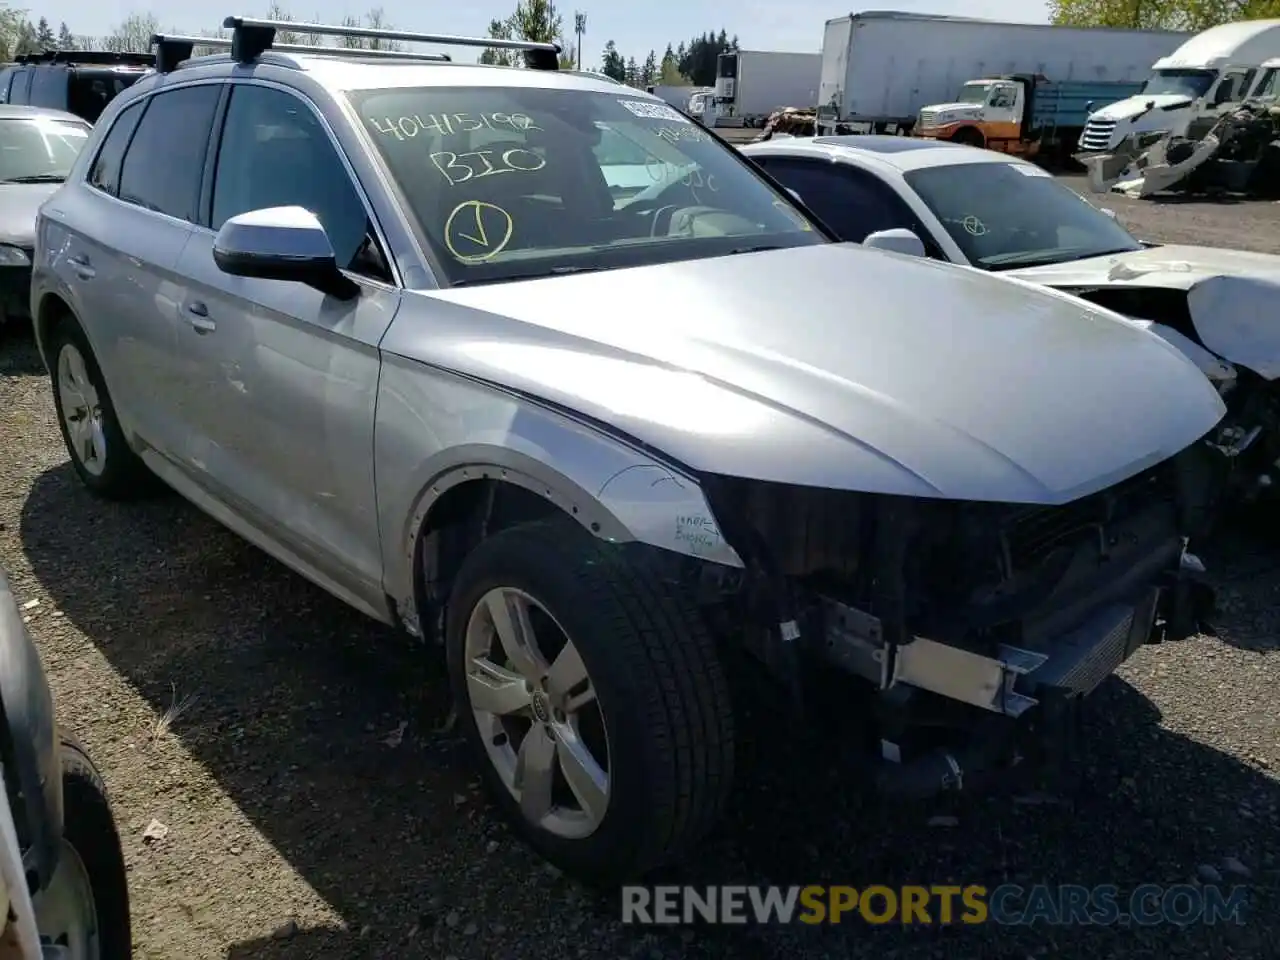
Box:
(1078, 19), (1280, 153)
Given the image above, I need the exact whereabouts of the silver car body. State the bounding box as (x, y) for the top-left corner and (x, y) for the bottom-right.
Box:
(32, 56), (1225, 643)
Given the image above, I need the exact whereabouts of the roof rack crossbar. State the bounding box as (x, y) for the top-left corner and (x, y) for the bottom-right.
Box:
(15, 50), (155, 67)
(222, 15), (562, 70)
(151, 33), (453, 72)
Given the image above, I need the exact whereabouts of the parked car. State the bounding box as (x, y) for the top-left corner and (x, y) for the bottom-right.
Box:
(0, 50), (154, 124)
(742, 135), (1280, 514)
(0, 106), (92, 333)
(0, 566), (132, 957)
(32, 17), (1224, 885)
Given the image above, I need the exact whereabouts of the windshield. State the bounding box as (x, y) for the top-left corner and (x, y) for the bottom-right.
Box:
(903, 161), (1142, 270)
(351, 85), (821, 285)
(1141, 68), (1216, 99)
(1253, 66), (1280, 100)
(0, 116), (90, 183)
(956, 83), (991, 104)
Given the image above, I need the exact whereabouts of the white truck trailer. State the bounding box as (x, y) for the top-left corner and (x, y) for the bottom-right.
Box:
(816, 11), (1189, 136)
(709, 49), (821, 127)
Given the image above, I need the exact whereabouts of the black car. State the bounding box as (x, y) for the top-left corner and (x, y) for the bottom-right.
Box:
(0, 50), (154, 124)
(0, 105), (92, 330)
(0, 565), (132, 957)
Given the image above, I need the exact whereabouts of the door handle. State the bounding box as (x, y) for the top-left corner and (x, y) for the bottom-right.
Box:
(186, 301), (215, 333)
(66, 254), (94, 280)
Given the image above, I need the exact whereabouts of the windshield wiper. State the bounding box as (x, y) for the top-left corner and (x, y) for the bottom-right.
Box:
(984, 247), (1141, 270)
(450, 265), (606, 287)
(726, 244), (787, 255)
(0, 174), (66, 184)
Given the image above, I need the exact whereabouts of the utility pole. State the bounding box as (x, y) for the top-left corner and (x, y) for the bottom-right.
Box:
(575, 11), (586, 70)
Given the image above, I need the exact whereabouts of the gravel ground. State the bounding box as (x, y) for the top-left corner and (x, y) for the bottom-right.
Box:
(2, 196), (1279, 959)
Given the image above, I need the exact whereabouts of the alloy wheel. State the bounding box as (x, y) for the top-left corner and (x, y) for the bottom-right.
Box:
(463, 586), (611, 839)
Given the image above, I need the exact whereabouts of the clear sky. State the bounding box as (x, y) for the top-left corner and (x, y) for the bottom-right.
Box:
(33, 1), (1052, 63)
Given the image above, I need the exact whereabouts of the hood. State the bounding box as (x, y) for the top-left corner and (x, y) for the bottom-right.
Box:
(1092, 94), (1196, 121)
(0, 182), (59, 247)
(923, 102), (982, 118)
(1008, 245), (1280, 379)
(385, 244), (1225, 506)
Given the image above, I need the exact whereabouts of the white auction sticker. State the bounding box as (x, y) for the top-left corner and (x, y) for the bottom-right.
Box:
(1012, 163), (1052, 177)
(618, 99), (690, 123)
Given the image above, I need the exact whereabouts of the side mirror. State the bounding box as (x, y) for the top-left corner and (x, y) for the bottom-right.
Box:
(863, 227), (926, 258)
(212, 205), (359, 301)
(1100, 207), (1118, 219)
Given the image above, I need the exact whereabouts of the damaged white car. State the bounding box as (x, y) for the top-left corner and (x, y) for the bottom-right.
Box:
(35, 23), (1226, 886)
(744, 135), (1280, 511)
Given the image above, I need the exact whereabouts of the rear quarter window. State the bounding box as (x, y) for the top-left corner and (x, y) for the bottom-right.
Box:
(28, 68), (69, 110)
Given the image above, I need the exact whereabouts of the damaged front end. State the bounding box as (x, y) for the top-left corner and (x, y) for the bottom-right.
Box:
(1060, 283), (1280, 510)
(1078, 101), (1280, 199)
(697, 444), (1217, 799)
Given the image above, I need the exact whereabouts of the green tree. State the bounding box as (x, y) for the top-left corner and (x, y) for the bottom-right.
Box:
(103, 13), (158, 53)
(600, 38), (624, 80)
(35, 16), (54, 49)
(482, 0), (569, 67)
(641, 49), (657, 86)
(1049, 0), (1280, 29)
(624, 54), (638, 86)
(14, 19), (38, 56)
(57, 21), (74, 50)
(676, 31), (735, 86)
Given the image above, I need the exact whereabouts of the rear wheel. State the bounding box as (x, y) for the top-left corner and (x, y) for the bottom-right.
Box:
(446, 519), (735, 886)
(48, 317), (156, 499)
(33, 734), (131, 959)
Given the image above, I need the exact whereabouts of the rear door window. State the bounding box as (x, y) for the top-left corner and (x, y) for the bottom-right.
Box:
(28, 67), (69, 110)
(88, 99), (146, 197)
(8, 69), (32, 104)
(117, 85), (222, 221)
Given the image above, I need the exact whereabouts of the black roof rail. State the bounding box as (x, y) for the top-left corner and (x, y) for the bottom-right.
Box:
(222, 15), (562, 70)
(151, 33), (453, 73)
(15, 50), (155, 67)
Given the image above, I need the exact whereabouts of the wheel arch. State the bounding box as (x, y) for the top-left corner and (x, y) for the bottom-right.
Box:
(388, 443), (743, 641)
(33, 290), (76, 373)
(950, 124), (986, 148)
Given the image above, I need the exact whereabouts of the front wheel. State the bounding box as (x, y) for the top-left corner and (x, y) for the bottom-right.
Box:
(33, 734), (131, 958)
(446, 519), (735, 886)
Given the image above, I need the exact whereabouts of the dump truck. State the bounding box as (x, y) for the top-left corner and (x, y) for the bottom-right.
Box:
(914, 75), (1144, 162)
(816, 10), (1189, 136)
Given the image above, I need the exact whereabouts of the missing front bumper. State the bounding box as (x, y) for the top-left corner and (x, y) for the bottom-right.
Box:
(813, 550), (1211, 720)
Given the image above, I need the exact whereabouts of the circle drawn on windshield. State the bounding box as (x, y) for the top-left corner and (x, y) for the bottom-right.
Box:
(961, 215), (987, 237)
(444, 201), (514, 263)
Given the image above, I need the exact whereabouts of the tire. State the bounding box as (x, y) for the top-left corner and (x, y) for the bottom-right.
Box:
(47, 315), (156, 499)
(446, 518), (734, 886)
(951, 127), (985, 148)
(32, 733), (132, 958)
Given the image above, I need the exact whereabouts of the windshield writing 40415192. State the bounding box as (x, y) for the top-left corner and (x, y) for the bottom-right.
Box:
(368, 112), (542, 140)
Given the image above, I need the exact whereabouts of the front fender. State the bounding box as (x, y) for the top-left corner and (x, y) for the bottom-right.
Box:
(374, 355), (743, 612)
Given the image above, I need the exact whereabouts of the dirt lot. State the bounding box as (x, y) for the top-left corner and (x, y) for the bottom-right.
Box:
(1, 193), (1279, 959)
